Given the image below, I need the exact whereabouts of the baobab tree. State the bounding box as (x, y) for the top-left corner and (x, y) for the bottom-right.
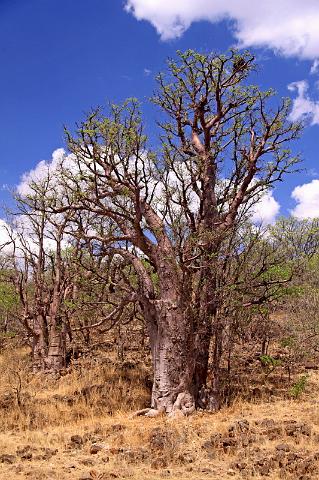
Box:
(54, 50), (301, 415)
(2, 173), (77, 371)
(1, 169), (138, 372)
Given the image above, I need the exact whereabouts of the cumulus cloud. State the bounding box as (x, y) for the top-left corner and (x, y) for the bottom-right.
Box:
(291, 179), (319, 219)
(19, 148), (280, 229)
(288, 80), (319, 125)
(250, 190), (280, 225)
(125, 0), (319, 59)
(17, 148), (73, 196)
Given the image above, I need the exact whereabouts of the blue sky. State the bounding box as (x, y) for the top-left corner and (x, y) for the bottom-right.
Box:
(1, 0), (319, 222)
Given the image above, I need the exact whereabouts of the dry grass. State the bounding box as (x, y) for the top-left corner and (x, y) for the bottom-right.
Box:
(1, 346), (319, 479)
(0, 345), (151, 432)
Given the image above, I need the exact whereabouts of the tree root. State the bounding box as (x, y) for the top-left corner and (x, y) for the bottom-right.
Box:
(130, 407), (165, 418)
(130, 408), (151, 418)
(131, 392), (196, 419)
(172, 392), (195, 416)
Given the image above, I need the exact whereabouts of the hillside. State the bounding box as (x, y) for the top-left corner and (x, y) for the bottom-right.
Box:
(0, 344), (318, 480)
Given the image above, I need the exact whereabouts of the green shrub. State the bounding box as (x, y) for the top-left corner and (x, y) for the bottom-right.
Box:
(290, 374), (308, 399)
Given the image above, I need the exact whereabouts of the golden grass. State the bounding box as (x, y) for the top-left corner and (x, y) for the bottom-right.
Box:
(1, 347), (319, 479)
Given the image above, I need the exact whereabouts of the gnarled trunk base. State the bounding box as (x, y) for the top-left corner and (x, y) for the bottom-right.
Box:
(31, 331), (66, 373)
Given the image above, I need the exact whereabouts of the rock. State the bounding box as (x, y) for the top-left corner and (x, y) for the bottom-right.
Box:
(260, 418), (275, 428)
(276, 443), (290, 452)
(16, 445), (33, 460)
(32, 448), (57, 461)
(304, 362), (319, 370)
(80, 458), (95, 466)
(284, 421), (311, 437)
(44, 447), (58, 457)
(151, 456), (168, 469)
(229, 419), (250, 435)
(149, 427), (175, 450)
(121, 447), (148, 462)
(254, 457), (272, 476)
(230, 461), (247, 471)
(71, 434), (84, 445)
(90, 443), (106, 454)
(264, 423), (283, 440)
(88, 436), (104, 444)
(178, 451), (194, 463)
(109, 447), (121, 454)
(0, 454), (16, 464)
(222, 436), (239, 450)
(287, 452), (298, 463)
(109, 423), (126, 433)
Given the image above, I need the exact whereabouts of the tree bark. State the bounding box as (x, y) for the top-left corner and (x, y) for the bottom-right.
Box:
(31, 313), (48, 371)
(149, 304), (196, 415)
(31, 316), (66, 372)
(46, 329), (66, 371)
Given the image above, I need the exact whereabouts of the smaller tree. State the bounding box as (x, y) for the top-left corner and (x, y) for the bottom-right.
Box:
(2, 172), (78, 371)
(2, 167), (139, 372)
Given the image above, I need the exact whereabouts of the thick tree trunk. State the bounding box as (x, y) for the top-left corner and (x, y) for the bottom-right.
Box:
(32, 314), (48, 372)
(195, 269), (222, 411)
(32, 333), (48, 372)
(31, 317), (66, 373)
(142, 286), (219, 416)
(46, 329), (66, 372)
(192, 318), (222, 412)
(147, 299), (197, 416)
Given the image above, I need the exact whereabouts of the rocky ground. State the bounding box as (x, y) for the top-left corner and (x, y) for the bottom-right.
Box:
(1, 398), (319, 479)
(1, 345), (319, 479)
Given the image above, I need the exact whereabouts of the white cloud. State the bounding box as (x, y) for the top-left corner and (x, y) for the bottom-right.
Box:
(0, 219), (14, 251)
(17, 148), (73, 195)
(310, 59), (319, 74)
(250, 190), (280, 225)
(291, 179), (319, 219)
(0, 219), (34, 256)
(125, 0), (319, 59)
(288, 80), (319, 125)
(19, 148), (281, 229)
